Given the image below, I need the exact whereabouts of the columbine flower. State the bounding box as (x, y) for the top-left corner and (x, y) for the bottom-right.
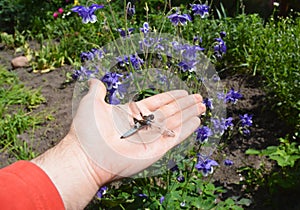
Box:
(178, 60), (198, 72)
(181, 44), (204, 60)
(195, 155), (218, 176)
(72, 66), (98, 81)
(96, 186), (108, 199)
(71, 4), (104, 24)
(117, 28), (134, 38)
(101, 72), (123, 91)
(126, 2), (135, 17)
(177, 175), (185, 182)
(168, 13), (192, 26)
(190, 4), (209, 18)
(214, 32), (227, 59)
(211, 117), (233, 135)
(225, 88), (242, 104)
(140, 22), (149, 34)
(239, 114), (253, 127)
(80, 51), (94, 62)
(129, 54), (144, 69)
(159, 196), (165, 204)
(224, 159), (234, 166)
(195, 126), (213, 143)
(203, 98), (213, 110)
(80, 48), (104, 62)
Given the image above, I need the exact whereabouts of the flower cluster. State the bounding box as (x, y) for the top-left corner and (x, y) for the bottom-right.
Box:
(80, 48), (104, 62)
(116, 54), (144, 70)
(53, 8), (64, 19)
(239, 113), (253, 135)
(72, 66), (98, 81)
(214, 32), (227, 59)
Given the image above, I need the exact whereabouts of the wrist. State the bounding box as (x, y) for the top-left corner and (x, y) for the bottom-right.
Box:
(31, 132), (101, 209)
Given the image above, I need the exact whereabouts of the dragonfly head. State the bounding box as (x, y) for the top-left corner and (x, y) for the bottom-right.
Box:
(147, 114), (154, 121)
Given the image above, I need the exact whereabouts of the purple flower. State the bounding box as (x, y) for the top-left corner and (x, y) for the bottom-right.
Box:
(159, 196), (165, 204)
(239, 114), (253, 127)
(71, 4), (104, 24)
(177, 175), (185, 182)
(225, 88), (242, 104)
(91, 48), (104, 59)
(195, 155), (218, 176)
(117, 28), (134, 38)
(101, 72), (123, 91)
(193, 36), (203, 45)
(190, 4), (209, 18)
(96, 186), (108, 198)
(129, 54), (144, 70)
(203, 98), (213, 109)
(211, 117), (233, 135)
(80, 48), (104, 62)
(80, 51), (94, 62)
(178, 60), (198, 72)
(220, 31), (226, 38)
(224, 159), (234, 166)
(140, 22), (149, 34)
(214, 35), (227, 59)
(116, 54), (143, 70)
(242, 128), (251, 135)
(72, 66), (98, 81)
(138, 193), (148, 199)
(126, 2), (135, 16)
(168, 13), (192, 26)
(181, 44), (204, 60)
(195, 126), (213, 143)
(225, 117), (234, 129)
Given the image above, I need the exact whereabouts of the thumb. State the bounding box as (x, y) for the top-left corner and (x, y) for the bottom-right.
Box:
(88, 78), (107, 102)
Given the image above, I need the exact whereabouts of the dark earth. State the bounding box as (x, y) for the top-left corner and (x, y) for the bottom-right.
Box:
(0, 47), (298, 209)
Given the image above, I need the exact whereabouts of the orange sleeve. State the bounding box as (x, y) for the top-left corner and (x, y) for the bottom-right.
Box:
(0, 161), (65, 210)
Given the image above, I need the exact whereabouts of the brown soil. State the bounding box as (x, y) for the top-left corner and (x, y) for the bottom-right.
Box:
(0, 48), (295, 209)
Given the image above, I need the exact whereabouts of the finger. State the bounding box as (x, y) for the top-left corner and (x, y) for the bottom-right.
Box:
(88, 78), (107, 102)
(165, 101), (206, 130)
(157, 94), (203, 119)
(137, 90), (189, 111)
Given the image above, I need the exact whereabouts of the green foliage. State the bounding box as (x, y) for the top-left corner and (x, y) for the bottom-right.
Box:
(218, 14), (300, 131)
(0, 66), (45, 162)
(246, 137), (300, 167)
(245, 136), (300, 193)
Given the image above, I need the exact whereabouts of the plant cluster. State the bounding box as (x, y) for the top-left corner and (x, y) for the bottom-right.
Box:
(69, 1), (254, 209)
(0, 66), (45, 164)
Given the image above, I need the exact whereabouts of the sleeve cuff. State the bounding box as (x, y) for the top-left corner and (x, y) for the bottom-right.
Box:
(0, 160), (65, 210)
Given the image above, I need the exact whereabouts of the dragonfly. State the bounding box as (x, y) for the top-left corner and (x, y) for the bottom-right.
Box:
(116, 101), (175, 139)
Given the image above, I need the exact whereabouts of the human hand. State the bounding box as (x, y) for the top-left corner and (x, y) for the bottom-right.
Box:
(31, 78), (206, 209)
(72, 78), (206, 183)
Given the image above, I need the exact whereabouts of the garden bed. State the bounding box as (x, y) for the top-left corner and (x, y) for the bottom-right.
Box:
(0, 47), (294, 209)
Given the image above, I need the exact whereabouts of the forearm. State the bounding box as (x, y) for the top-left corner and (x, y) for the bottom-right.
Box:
(31, 132), (100, 210)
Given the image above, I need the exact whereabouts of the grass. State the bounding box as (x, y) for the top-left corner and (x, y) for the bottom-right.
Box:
(0, 65), (45, 165)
